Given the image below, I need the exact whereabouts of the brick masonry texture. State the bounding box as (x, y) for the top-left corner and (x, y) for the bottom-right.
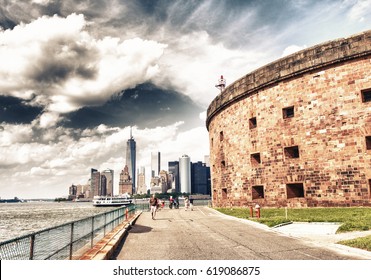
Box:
(206, 30), (371, 207)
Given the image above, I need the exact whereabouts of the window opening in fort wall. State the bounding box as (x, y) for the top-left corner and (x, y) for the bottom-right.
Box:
(206, 30), (371, 208)
(249, 117), (257, 129)
(283, 106), (295, 119)
(361, 88), (371, 103)
(366, 136), (371, 150)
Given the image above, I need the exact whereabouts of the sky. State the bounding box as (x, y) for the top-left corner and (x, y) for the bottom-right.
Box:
(0, 0), (370, 199)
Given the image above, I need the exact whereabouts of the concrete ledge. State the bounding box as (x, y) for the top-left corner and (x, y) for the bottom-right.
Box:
(79, 212), (142, 260)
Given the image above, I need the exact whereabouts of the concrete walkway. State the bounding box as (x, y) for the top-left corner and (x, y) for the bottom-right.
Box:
(112, 206), (371, 260)
(272, 222), (371, 259)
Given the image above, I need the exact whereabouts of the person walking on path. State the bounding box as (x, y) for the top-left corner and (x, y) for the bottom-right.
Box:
(149, 194), (159, 220)
(184, 197), (190, 211)
(189, 197), (194, 211)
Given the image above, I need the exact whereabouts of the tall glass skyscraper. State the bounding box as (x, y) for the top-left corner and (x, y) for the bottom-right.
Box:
(179, 155), (191, 193)
(168, 161), (180, 192)
(126, 128), (136, 194)
(151, 151), (161, 178)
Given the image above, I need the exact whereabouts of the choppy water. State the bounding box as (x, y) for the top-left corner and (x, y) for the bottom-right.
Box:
(0, 202), (112, 243)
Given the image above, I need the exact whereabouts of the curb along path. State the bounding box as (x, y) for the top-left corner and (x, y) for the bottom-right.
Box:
(79, 212), (142, 260)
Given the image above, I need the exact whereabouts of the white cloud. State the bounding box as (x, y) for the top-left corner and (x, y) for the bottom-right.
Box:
(0, 124), (33, 147)
(346, 0), (371, 22)
(0, 13), (167, 126)
(35, 111), (62, 129)
(281, 45), (307, 57)
(199, 111), (207, 122)
(157, 31), (266, 107)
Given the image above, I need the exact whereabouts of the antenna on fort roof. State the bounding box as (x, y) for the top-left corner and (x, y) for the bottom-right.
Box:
(215, 75), (226, 92)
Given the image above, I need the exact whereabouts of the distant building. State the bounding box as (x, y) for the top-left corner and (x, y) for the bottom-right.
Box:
(68, 184), (77, 200)
(159, 170), (172, 193)
(119, 165), (132, 195)
(76, 184), (89, 198)
(179, 155), (191, 193)
(137, 166), (147, 194)
(126, 129), (136, 194)
(168, 161), (180, 192)
(150, 177), (162, 194)
(168, 172), (176, 192)
(191, 161), (211, 195)
(100, 175), (107, 196)
(101, 169), (114, 196)
(151, 151), (161, 178)
(90, 168), (100, 198)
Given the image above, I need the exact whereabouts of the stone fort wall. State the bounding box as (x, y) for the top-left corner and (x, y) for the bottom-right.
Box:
(206, 30), (371, 207)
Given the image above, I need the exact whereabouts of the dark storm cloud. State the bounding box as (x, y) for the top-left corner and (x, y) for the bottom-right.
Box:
(0, 0), (300, 47)
(0, 0), (349, 55)
(29, 38), (98, 84)
(0, 16), (16, 30)
(62, 83), (203, 130)
(0, 95), (42, 124)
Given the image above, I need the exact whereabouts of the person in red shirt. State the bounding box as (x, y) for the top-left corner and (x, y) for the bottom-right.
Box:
(149, 194), (159, 220)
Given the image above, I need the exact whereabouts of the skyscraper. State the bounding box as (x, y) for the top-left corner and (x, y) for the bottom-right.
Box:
(191, 161), (210, 195)
(179, 155), (191, 194)
(168, 161), (180, 192)
(126, 128), (136, 194)
(119, 165), (132, 195)
(137, 166), (147, 194)
(101, 169), (114, 196)
(151, 151), (161, 178)
(90, 168), (100, 198)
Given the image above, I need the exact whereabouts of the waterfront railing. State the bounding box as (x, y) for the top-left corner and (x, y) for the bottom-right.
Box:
(0, 204), (136, 260)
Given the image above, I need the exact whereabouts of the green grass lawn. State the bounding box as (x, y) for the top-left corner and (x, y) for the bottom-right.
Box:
(215, 207), (371, 233)
(215, 207), (371, 252)
(338, 235), (371, 251)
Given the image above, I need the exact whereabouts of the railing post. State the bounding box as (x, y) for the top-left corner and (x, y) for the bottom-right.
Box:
(29, 234), (35, 260)
(91, 217), (94, 248)
(69, 222), (74, 260)
(104, 213), (107, 236)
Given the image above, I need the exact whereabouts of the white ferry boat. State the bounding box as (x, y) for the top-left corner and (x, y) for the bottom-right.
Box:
(92, 195), (133, 207)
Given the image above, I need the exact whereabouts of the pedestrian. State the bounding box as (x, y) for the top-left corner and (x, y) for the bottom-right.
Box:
(169, 196), (174, 209)
(149, 194), (158, 220)
(189, 197), (194, 211)
(184, 197), (190, 211)
(175, 197), (179, 209)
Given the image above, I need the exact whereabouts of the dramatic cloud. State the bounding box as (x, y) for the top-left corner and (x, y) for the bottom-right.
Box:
(0, 0), (370, 198)
(0, 13), (167, 127)
(346, 0), (371, 22)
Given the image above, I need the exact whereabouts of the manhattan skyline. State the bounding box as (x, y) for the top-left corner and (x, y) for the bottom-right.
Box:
(0, 0), (370, 198)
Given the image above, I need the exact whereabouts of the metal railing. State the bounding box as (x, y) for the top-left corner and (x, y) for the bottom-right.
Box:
(0, 205), (136, 260)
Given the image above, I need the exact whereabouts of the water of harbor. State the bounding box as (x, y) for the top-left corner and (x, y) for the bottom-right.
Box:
(0, 201), (112, 243)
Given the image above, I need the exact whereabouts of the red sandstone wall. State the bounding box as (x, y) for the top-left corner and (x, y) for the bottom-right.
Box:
(207, 32), (371, 208)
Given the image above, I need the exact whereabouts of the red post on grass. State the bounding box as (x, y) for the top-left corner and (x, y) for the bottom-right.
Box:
(255, 204), (261, 219)
(250, 206), (254, 218)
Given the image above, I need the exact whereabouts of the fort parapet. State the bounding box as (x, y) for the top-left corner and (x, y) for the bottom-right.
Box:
(206, 30), (371, 207)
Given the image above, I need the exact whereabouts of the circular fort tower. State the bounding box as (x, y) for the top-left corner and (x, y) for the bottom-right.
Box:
(206, 30), (371, 208)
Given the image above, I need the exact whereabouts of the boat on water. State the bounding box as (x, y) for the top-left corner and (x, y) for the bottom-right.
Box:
(92, 195), (133, 207)
(0, 197), (23, 203)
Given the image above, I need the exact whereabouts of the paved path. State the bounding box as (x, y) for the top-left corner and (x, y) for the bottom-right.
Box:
(113, 206), (370, 260)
